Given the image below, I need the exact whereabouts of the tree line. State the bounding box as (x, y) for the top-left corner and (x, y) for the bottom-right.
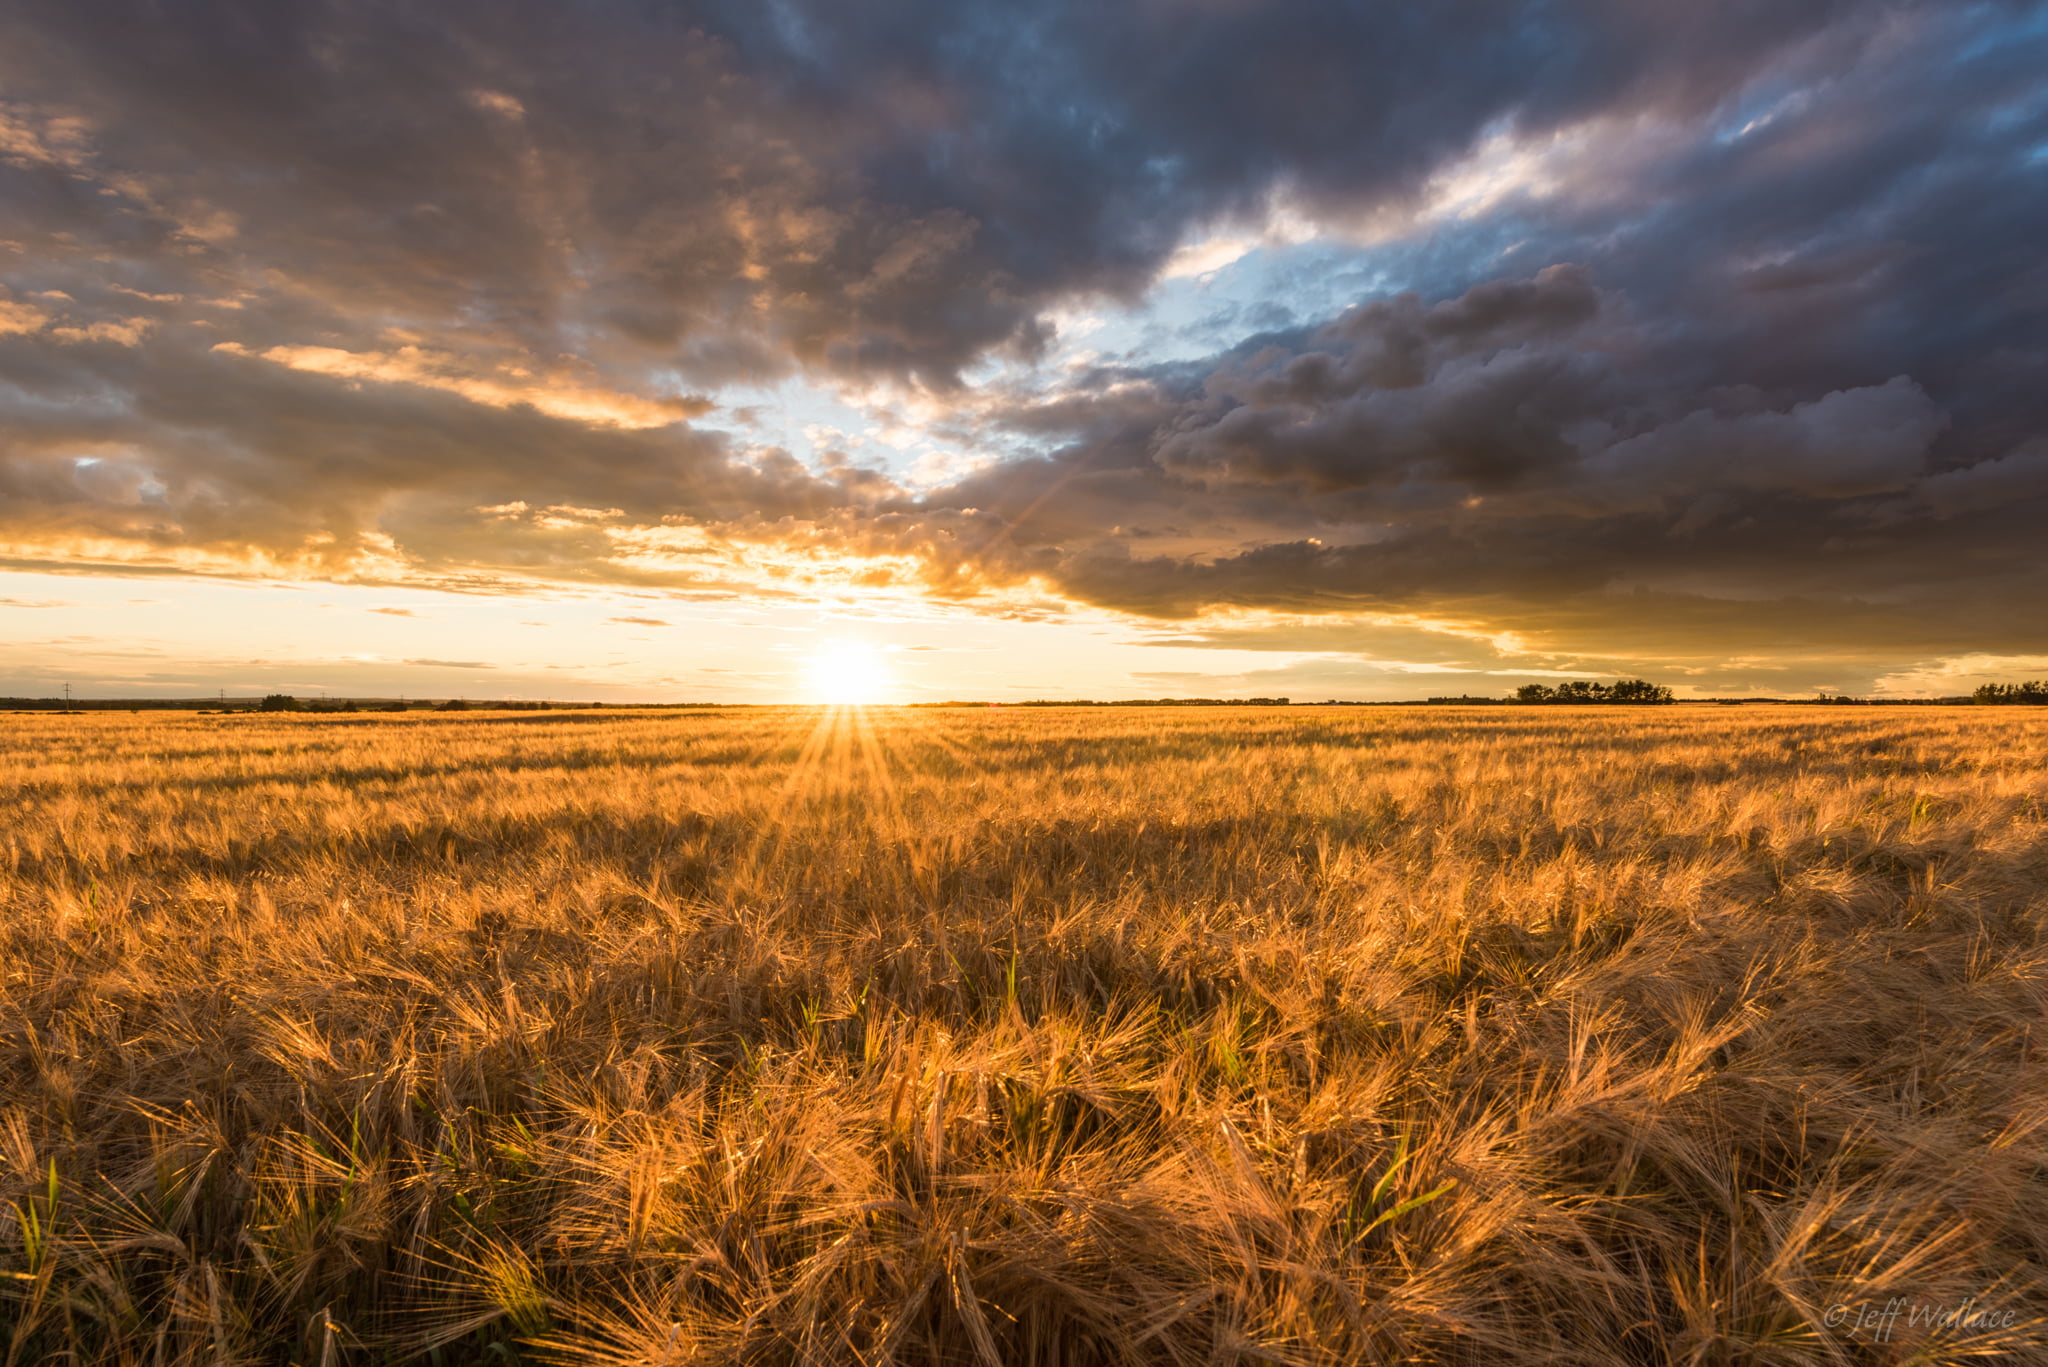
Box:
(1974, 681), (2048, 704)
(1515, 679), (1674, 704)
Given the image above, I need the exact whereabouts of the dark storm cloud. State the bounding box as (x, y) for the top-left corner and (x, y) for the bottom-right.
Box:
(909, 2), (2048, 675)
(0, 0), (1871, 384)
(0, 0), (2044, 682)
(930, 257), (2048, 659)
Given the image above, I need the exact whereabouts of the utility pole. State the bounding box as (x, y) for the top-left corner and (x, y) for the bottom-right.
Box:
(64, 681), (72, 711)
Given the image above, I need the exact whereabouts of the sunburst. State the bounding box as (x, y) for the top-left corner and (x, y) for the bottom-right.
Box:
(806, 640), (894, 705)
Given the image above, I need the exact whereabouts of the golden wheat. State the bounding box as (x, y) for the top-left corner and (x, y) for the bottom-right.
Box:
(2, 705), (2045, 1364)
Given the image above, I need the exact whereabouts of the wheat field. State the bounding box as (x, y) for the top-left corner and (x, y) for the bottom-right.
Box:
(2, 705), (2045, 1365)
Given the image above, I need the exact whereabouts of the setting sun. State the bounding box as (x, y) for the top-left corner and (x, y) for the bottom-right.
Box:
(806, 640), (893, 705)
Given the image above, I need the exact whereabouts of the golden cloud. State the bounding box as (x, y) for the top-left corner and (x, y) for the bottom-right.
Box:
(213, 342), (712, 429)
(49, 319), (155, 346)
(0, 297), (47, 335)
(0, 291), (151, 345)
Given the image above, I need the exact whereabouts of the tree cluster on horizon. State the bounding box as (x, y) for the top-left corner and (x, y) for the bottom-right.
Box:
(1974, 681), (2048, 704)
(1515, 680), (1674, 705)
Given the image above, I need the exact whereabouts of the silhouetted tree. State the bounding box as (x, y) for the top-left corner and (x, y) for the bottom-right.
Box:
(258, 694), (301, 712)
(1514, 679), (1673, 704)
(1975, 681), (2048, 704)
(1607, 679), (1674, 703)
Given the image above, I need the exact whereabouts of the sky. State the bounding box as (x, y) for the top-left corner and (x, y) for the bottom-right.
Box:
(3, 1), (2047, 702)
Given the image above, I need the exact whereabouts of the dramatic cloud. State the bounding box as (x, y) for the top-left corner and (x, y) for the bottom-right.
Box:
(1, 0), (2044, 691)
(213, 343), (713, 430)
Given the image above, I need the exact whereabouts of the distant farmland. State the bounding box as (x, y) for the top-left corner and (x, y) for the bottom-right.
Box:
(3, 706), (2044, 1363)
